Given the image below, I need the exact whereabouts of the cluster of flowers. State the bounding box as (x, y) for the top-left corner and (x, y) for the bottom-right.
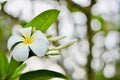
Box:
(7, 27), (76, 61)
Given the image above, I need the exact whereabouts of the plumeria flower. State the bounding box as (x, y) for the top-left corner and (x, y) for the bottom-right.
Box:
(7, 27), (49, 61)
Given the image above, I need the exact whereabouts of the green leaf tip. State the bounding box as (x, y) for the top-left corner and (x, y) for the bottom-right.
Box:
(6, 56), (21, 79)
(0, 50), (9, 80)
(24, 9), (60, 32)
(19, 70), (68, 80)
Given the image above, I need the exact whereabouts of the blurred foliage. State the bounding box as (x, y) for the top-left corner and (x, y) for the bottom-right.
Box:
(66, 1), (120, 80)
(0, 3), (26, 52)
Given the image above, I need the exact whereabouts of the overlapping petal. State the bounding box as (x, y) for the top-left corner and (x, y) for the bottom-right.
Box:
(7, 35), (24, 51)
(18, 27), (32, 37)
(32, 30), (49, 43)
(12, 43), (29, 61)
(29, 39), (48, 57)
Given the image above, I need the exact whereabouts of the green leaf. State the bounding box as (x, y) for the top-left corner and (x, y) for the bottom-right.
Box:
(11, 63), (26, 80)
(6, 56), (21, 79)
(0, 73), (2, 80)
(0, 50), (9, 79)
(25, 9), (60, 32)
(19, 70), (68, 80)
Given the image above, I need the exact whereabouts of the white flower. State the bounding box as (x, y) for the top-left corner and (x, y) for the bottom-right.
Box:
(7, 27), (49, 61)
(22, 56), (66, 75)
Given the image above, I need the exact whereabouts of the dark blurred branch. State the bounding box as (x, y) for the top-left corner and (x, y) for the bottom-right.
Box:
(86, 1), (96, 80)
(65, 0), (85, 12)
(0, 2), (26, 26)
(65, 0), (96, 80)
(65, 0), (96, 13)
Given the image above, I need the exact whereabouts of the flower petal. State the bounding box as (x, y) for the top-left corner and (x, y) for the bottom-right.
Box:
(18, 27), (32, 37)
(12, 43), (29, 61)
(29, 39), (49, 57)
(32, 30), (49, 43)
(7, 35), (24, 51)
(12, 25), (22, 35)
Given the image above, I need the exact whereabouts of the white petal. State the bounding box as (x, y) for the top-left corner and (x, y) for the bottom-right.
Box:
(18, 27), (32, 37)
(32, 30), (49, 43)
(22, 56), (45, 73)
(12, 43), (29, 61)
(12, 24), (22, 35)
(29, 39), (49, 57)
(7, 35), (24, 51)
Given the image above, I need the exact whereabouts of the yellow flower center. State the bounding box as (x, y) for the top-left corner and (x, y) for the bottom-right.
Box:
(23, 35), (34, 44)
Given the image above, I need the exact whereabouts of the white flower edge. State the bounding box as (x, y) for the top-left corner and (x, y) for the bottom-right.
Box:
(22, 56), (66, 75)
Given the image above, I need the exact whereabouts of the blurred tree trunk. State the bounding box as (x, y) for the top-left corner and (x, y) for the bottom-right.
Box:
(65, 0), (96, 80)
(86, 1), (96, 80)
